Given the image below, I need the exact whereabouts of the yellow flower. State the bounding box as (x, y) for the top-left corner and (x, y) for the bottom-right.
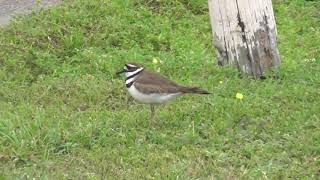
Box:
(236, 93), (244, 100)
(219, 81), (223, 84)
(152, 58), (158, 64)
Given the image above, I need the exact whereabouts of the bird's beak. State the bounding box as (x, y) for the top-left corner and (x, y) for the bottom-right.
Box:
(116, 69), (125, 75)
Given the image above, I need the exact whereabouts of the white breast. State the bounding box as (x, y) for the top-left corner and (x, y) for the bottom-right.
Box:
(128, 84), (181, 104)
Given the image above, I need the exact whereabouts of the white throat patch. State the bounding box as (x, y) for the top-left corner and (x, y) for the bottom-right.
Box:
(125, 67), (144, 87)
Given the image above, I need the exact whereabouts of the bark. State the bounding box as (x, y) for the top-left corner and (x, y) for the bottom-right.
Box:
(208, 0), (281, 78)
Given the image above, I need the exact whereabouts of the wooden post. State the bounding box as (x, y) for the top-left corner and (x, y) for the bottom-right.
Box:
(208, 0), (280, 78)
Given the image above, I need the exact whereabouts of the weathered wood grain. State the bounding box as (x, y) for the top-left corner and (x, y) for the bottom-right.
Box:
(208, 0), (281, 78)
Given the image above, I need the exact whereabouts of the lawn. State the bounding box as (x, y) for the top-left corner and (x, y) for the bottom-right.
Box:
(0, 0), (319, 179)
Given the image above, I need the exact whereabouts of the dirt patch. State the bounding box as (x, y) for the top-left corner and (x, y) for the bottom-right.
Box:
(0, 0), (60, 26)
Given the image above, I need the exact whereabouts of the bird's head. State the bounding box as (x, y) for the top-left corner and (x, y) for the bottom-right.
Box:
(116, 62), (144, 78)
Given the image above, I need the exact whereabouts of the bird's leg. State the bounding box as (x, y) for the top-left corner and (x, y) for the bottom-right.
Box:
(150, 104), (155, 126)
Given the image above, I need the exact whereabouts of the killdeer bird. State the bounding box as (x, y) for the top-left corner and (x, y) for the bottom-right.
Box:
(117, 62), (210, 124)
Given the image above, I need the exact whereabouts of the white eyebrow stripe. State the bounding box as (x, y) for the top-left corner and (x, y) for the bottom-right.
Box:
(126, 64), (137, 68)
(126, 67), (144, 77)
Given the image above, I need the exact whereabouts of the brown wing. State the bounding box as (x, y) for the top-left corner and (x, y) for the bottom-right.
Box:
(134, 70), (182, 94)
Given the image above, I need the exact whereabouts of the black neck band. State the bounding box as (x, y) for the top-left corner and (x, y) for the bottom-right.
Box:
(126, 81), (134, 88)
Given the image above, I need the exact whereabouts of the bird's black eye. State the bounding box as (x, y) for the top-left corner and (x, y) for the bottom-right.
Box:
(125, 65), (131, 70)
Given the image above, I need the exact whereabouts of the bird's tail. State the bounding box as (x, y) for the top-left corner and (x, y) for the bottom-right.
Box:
(179, 86), (211, 95)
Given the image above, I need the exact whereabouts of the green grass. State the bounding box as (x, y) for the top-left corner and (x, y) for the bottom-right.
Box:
(0, 0), (319, 179)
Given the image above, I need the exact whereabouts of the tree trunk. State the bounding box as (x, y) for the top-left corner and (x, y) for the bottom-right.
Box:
(208, 0), (281, 78)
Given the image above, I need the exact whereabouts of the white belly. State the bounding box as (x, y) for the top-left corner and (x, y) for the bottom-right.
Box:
(128, 85), (181, 104)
